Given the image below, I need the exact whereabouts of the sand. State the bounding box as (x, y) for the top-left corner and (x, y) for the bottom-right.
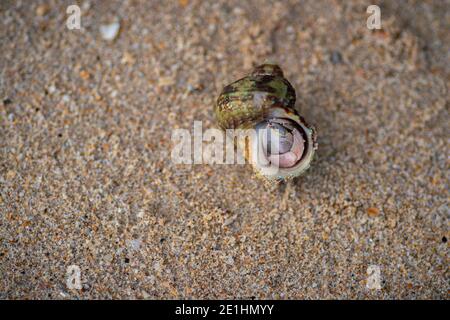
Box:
(0, 0), (448, 299)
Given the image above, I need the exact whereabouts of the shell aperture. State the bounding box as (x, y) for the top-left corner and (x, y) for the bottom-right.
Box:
(257, 118), (305, 168)
(215, 64), (317, 181)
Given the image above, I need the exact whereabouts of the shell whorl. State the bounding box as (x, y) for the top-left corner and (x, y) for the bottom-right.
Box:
(215, 64), (296, 130)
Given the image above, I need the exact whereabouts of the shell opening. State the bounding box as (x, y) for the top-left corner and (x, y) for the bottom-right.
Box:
(256, 118), (305, 169)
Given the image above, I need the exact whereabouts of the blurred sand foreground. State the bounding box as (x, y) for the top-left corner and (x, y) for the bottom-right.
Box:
(0, 0), (448, 299)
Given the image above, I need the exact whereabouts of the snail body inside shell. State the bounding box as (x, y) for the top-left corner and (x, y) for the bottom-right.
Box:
(257, 118), (305, 168)
(215, 64), (317, 181)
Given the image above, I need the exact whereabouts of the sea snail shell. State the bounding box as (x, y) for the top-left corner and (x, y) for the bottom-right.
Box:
(215, 64), (317, 181)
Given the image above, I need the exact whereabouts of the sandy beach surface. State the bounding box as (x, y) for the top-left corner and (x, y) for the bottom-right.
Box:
(0, 0), (448, 299)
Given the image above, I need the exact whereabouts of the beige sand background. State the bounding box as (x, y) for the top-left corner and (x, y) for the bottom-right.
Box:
(0, 0), (448, 299)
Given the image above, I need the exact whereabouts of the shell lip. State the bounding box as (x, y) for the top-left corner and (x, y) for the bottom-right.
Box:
(250, 107), (317, 181)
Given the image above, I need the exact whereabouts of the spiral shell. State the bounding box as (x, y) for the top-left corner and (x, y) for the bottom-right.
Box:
(215, 64), (317, 181)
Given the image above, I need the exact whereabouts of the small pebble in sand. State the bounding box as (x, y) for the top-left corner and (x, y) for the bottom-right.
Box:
(158, 76), (176, 87)
(330, 50), (343, 64)
(121, 52), (135, 65)
(36, 4), (49, 17)
(179, 0), (189, 7)
(47, 84), (56, 94)
(367, 207), (380, 218)
(100, 21), (121, 41)
(79, 70), (90, 80)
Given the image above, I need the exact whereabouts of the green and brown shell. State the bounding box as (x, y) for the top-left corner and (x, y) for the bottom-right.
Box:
(215, 63), (317, 181)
